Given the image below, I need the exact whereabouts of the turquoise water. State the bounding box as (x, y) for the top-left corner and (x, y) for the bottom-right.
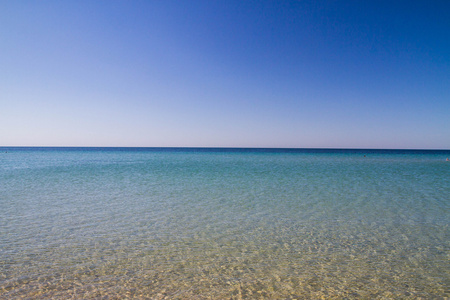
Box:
(1, 147), (449, 299)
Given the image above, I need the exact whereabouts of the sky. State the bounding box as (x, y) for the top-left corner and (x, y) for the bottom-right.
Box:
(1, 0), (449, 149)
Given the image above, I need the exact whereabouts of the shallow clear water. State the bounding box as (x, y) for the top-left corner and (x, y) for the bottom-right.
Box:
(1, 148), (449, 299)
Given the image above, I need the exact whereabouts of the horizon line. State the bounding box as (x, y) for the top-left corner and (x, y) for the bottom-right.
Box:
(1, 146), (449, 151)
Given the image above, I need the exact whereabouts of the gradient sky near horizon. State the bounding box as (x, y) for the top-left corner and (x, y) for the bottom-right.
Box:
(1, 0), (449, 148)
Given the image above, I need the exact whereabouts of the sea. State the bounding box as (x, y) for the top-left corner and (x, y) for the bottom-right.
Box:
(0, 147), (449, 299)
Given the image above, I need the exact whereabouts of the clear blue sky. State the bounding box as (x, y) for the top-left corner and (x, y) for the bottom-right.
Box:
(1, 0), (449, 148)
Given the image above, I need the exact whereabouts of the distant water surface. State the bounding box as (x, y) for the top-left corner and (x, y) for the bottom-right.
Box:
(0, 147), (449, 299)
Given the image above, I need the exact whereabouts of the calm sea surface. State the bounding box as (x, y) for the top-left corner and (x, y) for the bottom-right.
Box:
(1, 147), (449, 299)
